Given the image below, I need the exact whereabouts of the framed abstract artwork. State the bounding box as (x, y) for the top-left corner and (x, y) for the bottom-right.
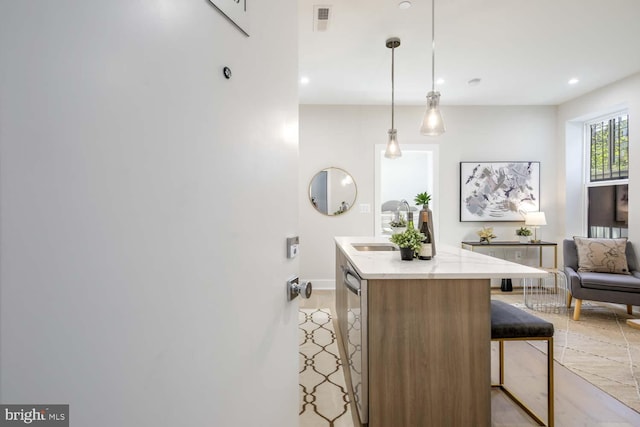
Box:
(460, 161), (540, 222)
(209, 0), (249, 36)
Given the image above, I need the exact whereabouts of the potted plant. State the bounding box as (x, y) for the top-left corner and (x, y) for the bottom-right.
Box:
(389, 216), (407, 234)
(390, 227), (425, 260)
(477, 227), (497, 244)
(516, 226), (532, 243)
(414, 191), (432, 208)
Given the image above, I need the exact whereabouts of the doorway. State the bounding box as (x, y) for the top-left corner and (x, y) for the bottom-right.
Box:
(374, 144), (439, 238)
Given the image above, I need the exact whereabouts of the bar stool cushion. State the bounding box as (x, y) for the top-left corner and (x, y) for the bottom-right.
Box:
(491, 300), (554, 339)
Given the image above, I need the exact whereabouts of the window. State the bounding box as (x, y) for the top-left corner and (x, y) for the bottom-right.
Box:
(589, 113), (629, 181)
(587, 185), (628, 238)
(586, 112), (629, 238)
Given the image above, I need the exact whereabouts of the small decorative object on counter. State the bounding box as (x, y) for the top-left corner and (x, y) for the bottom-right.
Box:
(516, 226), (532, 243)
(406, 211), (415, 230)
(399, 247), (415, 261)
(418, 210), (434, 260)
(389, 216), (407, 234)
(477, 226), (497, 244)
(390, 214), (426, 261)
(414, 191), (432, 210)
(415, 191), (436, 257)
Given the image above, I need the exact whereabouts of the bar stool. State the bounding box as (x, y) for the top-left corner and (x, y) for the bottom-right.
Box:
(491, 300), (555, 426)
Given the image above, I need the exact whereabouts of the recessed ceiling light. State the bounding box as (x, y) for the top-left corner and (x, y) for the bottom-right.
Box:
(436, 78), (445, 85)
(300, 76), (310, 85)
(398, 1), (412, 9)
(468, 78), (482, 86)
(568, 78), (579, 85)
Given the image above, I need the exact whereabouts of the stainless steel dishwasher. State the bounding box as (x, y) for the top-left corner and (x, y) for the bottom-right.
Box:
(342, 261), (368, 424)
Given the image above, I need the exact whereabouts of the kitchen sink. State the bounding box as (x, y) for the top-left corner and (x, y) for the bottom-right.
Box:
(352, 244), (398, 252)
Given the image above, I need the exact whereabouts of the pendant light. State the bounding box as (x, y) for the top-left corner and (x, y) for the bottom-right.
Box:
(385, 37), (402, 159)
(420, 0), (445, 136)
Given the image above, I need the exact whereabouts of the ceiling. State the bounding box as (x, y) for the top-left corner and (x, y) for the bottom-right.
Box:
(298, 0), (640, 106)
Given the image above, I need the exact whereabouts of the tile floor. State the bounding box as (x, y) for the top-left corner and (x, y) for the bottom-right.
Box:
(299, 308), (353, 426)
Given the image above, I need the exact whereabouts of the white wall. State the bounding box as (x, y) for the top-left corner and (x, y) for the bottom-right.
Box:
(300, 104), (558, 287)
(558, 72), (640, 265)
(0, 2), (299, 426)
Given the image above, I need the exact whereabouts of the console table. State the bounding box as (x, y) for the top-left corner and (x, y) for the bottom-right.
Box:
(462, 241), (557, 291)
(461, 241), (558, 269)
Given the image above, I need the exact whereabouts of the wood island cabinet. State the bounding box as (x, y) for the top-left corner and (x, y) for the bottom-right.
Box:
(366, 277), (491, 426)
(336, 246), (492, 426)
(334, 237), (545, 426)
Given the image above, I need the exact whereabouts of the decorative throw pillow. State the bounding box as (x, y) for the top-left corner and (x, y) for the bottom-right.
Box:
(574, 237), (630, 275)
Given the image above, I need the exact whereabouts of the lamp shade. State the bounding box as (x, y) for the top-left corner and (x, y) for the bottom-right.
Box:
(525, 211), (547, 226)
(384, 129), (401, 159)
(420, 91), (445, 136)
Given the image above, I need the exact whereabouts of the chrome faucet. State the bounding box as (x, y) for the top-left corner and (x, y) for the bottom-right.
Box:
(394, 199), (411, 223)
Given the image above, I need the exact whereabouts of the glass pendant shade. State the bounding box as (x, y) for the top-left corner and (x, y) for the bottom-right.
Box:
(420, 91), (445, 136)
(420, 0), (446, 137)
(384, 129), (402, 159)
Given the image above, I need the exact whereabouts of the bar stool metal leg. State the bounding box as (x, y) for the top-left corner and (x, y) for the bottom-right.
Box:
(492, 336), (553, 426)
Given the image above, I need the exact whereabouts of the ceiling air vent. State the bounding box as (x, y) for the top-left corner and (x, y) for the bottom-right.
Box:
(313, 5), (332, 32)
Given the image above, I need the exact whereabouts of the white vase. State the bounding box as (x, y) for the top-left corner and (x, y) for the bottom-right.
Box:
(518, 236), (529, 243)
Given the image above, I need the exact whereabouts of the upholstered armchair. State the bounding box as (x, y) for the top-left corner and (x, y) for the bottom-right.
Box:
(563, 238), (640, 320)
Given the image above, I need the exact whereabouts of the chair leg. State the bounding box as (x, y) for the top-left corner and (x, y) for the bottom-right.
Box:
(628, 305), (633, 315)
(499, 340), (505, 385)
(573, 299), (582, 321)
(566, 292), (572, 308)
(548, 337), (554, 427)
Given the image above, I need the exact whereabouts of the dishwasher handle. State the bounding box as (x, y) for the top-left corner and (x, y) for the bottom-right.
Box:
(342, 265), (361, 296)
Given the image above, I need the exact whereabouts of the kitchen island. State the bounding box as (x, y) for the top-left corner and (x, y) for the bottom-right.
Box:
(335, 236), (547, 427)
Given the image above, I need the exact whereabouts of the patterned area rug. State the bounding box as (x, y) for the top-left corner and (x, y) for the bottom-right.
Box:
(299, 309), (353, 426)
(494, 292), (640, 413)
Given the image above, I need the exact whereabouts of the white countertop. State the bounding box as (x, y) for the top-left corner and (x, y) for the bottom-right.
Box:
(336, 236), (548, 279)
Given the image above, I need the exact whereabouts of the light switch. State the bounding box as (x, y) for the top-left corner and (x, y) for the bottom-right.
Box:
(287, 236), (299, 259)
(359, 203), (371, 214)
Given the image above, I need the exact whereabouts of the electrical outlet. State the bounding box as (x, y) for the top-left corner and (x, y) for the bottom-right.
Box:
(515, 251), (522, 260)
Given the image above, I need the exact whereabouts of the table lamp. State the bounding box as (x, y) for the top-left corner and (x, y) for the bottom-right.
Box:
(525, 211), (547, 243)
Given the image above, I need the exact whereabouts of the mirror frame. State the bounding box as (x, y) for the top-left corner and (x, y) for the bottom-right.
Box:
(308, 167), (358, 216)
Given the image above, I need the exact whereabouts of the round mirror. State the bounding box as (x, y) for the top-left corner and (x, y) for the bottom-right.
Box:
(309, 167), (357, 216)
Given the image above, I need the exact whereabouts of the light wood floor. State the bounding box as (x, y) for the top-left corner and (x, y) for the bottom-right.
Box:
(301, 290), (640, 426)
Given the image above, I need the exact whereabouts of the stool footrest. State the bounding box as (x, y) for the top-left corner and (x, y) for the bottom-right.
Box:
(492, 385), (546, 426)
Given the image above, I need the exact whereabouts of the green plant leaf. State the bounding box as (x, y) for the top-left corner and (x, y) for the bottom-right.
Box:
(390, 227), (426, 253)
(414, 191), (432, 206)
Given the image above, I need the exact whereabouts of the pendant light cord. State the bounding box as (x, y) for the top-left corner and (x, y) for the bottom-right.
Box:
(391, 44), (395, 129)
(431, 0), (436, 92)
